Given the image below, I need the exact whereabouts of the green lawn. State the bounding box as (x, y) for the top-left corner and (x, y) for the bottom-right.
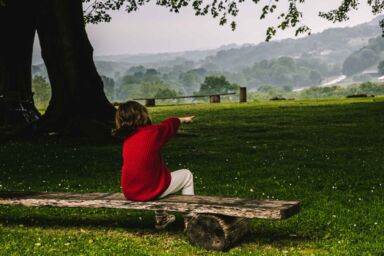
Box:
(1, 97), (384, 255)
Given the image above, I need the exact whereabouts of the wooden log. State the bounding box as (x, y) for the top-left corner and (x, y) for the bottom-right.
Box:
(145, 98), (155, 107)
(186, 214), (249, 251)
(209, 95), (220, 103)
(0, 192), (300, 219)
(239, 87), (247, 103)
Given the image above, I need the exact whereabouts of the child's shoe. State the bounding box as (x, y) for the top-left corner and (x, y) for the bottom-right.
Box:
(155, 214), (176, 230)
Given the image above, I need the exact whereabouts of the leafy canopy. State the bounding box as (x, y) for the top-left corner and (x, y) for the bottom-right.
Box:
(197, 75), (239, 95)
(83, 0), (384, 41)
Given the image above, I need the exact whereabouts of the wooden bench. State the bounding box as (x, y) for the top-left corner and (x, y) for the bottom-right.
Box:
(0, 191), (300, 251)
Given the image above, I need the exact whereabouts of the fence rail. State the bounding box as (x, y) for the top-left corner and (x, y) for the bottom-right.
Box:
(113, 87), (247, 107)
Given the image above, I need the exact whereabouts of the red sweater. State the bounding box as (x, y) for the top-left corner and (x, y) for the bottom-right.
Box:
(121, 118), (180, 201)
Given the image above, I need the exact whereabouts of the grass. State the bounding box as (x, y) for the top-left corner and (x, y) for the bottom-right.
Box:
(1, 97), (384, 255)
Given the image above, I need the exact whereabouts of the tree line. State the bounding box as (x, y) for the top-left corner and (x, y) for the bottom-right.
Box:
(32, 75), (384, 108)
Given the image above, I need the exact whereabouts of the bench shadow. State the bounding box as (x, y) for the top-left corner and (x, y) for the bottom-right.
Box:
(0, 213), (185, 235)
(0, 214), (314, 247)
(241, 227), (313, 247)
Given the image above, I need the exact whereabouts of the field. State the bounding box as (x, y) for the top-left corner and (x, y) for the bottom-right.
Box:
(1, 97), (384, 255)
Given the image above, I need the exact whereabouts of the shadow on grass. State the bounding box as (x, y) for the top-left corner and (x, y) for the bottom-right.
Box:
(0, 213), (314, 247)
(241, 227), (313, 248)
(0, 211), (184, 235)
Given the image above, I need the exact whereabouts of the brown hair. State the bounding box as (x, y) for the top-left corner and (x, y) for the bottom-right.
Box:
(112, 101), (152, 138)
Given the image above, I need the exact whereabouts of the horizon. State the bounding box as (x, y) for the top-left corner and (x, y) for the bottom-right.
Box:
(32, 2), (382, 63)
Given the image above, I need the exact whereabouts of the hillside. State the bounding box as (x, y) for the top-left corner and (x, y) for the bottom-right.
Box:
(200, 16), (383, 72)
(31, 16), (384, 90)
(32, 16), (383, 71)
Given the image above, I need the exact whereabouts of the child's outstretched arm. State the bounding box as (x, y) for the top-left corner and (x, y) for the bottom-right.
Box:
(155, 116), (195, 147)
(178, 116), (195, 123)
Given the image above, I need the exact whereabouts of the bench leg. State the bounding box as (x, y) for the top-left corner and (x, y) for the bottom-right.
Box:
(185, 214), (249, 251)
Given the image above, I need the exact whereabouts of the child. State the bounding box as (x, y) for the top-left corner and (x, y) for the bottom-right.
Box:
(113, 101), (195, 230)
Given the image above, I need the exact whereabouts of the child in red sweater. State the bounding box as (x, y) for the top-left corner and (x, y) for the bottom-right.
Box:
(113, 101), (195, 230)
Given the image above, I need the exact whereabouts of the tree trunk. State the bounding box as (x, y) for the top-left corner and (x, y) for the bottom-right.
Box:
(34, 0), (115, 137)
(0, 0), (41, 137)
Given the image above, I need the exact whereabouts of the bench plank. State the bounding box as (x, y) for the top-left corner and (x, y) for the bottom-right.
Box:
(0, 192), (300, 220)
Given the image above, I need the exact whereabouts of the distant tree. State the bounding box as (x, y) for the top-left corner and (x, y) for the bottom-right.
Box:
(179, 68), (206, 88)
(343, 46), (380, 76)
(299, 81), (384, 99)
(277, 57), (295, 72)
(257, 85), (275, 93)
(127, 65), (146, 75)
(342, 55), (363, 76)
(154, 88), (179, 98)
(139, 81), (172, 98)
(145, 68), (159, 76)
(101, 75), (115, 101)
(282, 85), (292, 92)
(179, 72), (202, 95)
(32, 76), (51, 110)
(256, 84), (290, 98)
(360, 48), (378, 67)
(309, 70), (323, 85)
(359, 81), (384, 95)
(378, 60), (384, 75)
(190, 68), (207, 77)
(270, 64), (293, 85)
(120, 74), (141, 85)
(197, 76), (239, 95)
(300, 86), (345, 99)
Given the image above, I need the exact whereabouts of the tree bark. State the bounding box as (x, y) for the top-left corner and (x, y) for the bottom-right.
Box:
(186, 214), (249, 251)
(0, 0), (41, 136)
(34, 0), (115, 136)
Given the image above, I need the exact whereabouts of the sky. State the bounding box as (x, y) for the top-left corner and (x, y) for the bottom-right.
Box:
(35, 1), (380, 57)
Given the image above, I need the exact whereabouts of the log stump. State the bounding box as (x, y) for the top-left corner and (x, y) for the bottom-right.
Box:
(186, 214), (249, 251)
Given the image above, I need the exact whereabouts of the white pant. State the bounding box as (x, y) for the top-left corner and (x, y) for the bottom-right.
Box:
(159, 169), (194, 198)
(155, 169), (194, 218)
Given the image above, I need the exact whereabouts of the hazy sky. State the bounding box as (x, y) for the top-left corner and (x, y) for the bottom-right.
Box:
(36, 1), (381, 57)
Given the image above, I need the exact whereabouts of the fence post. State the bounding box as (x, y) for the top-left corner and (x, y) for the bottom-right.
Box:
(239, 87), (247, 103)
(210, 95), (221, 103)
(145, 98), (156, 107)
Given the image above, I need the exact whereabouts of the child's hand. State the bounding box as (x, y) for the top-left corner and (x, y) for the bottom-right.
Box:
(179, 116), (195, 123)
